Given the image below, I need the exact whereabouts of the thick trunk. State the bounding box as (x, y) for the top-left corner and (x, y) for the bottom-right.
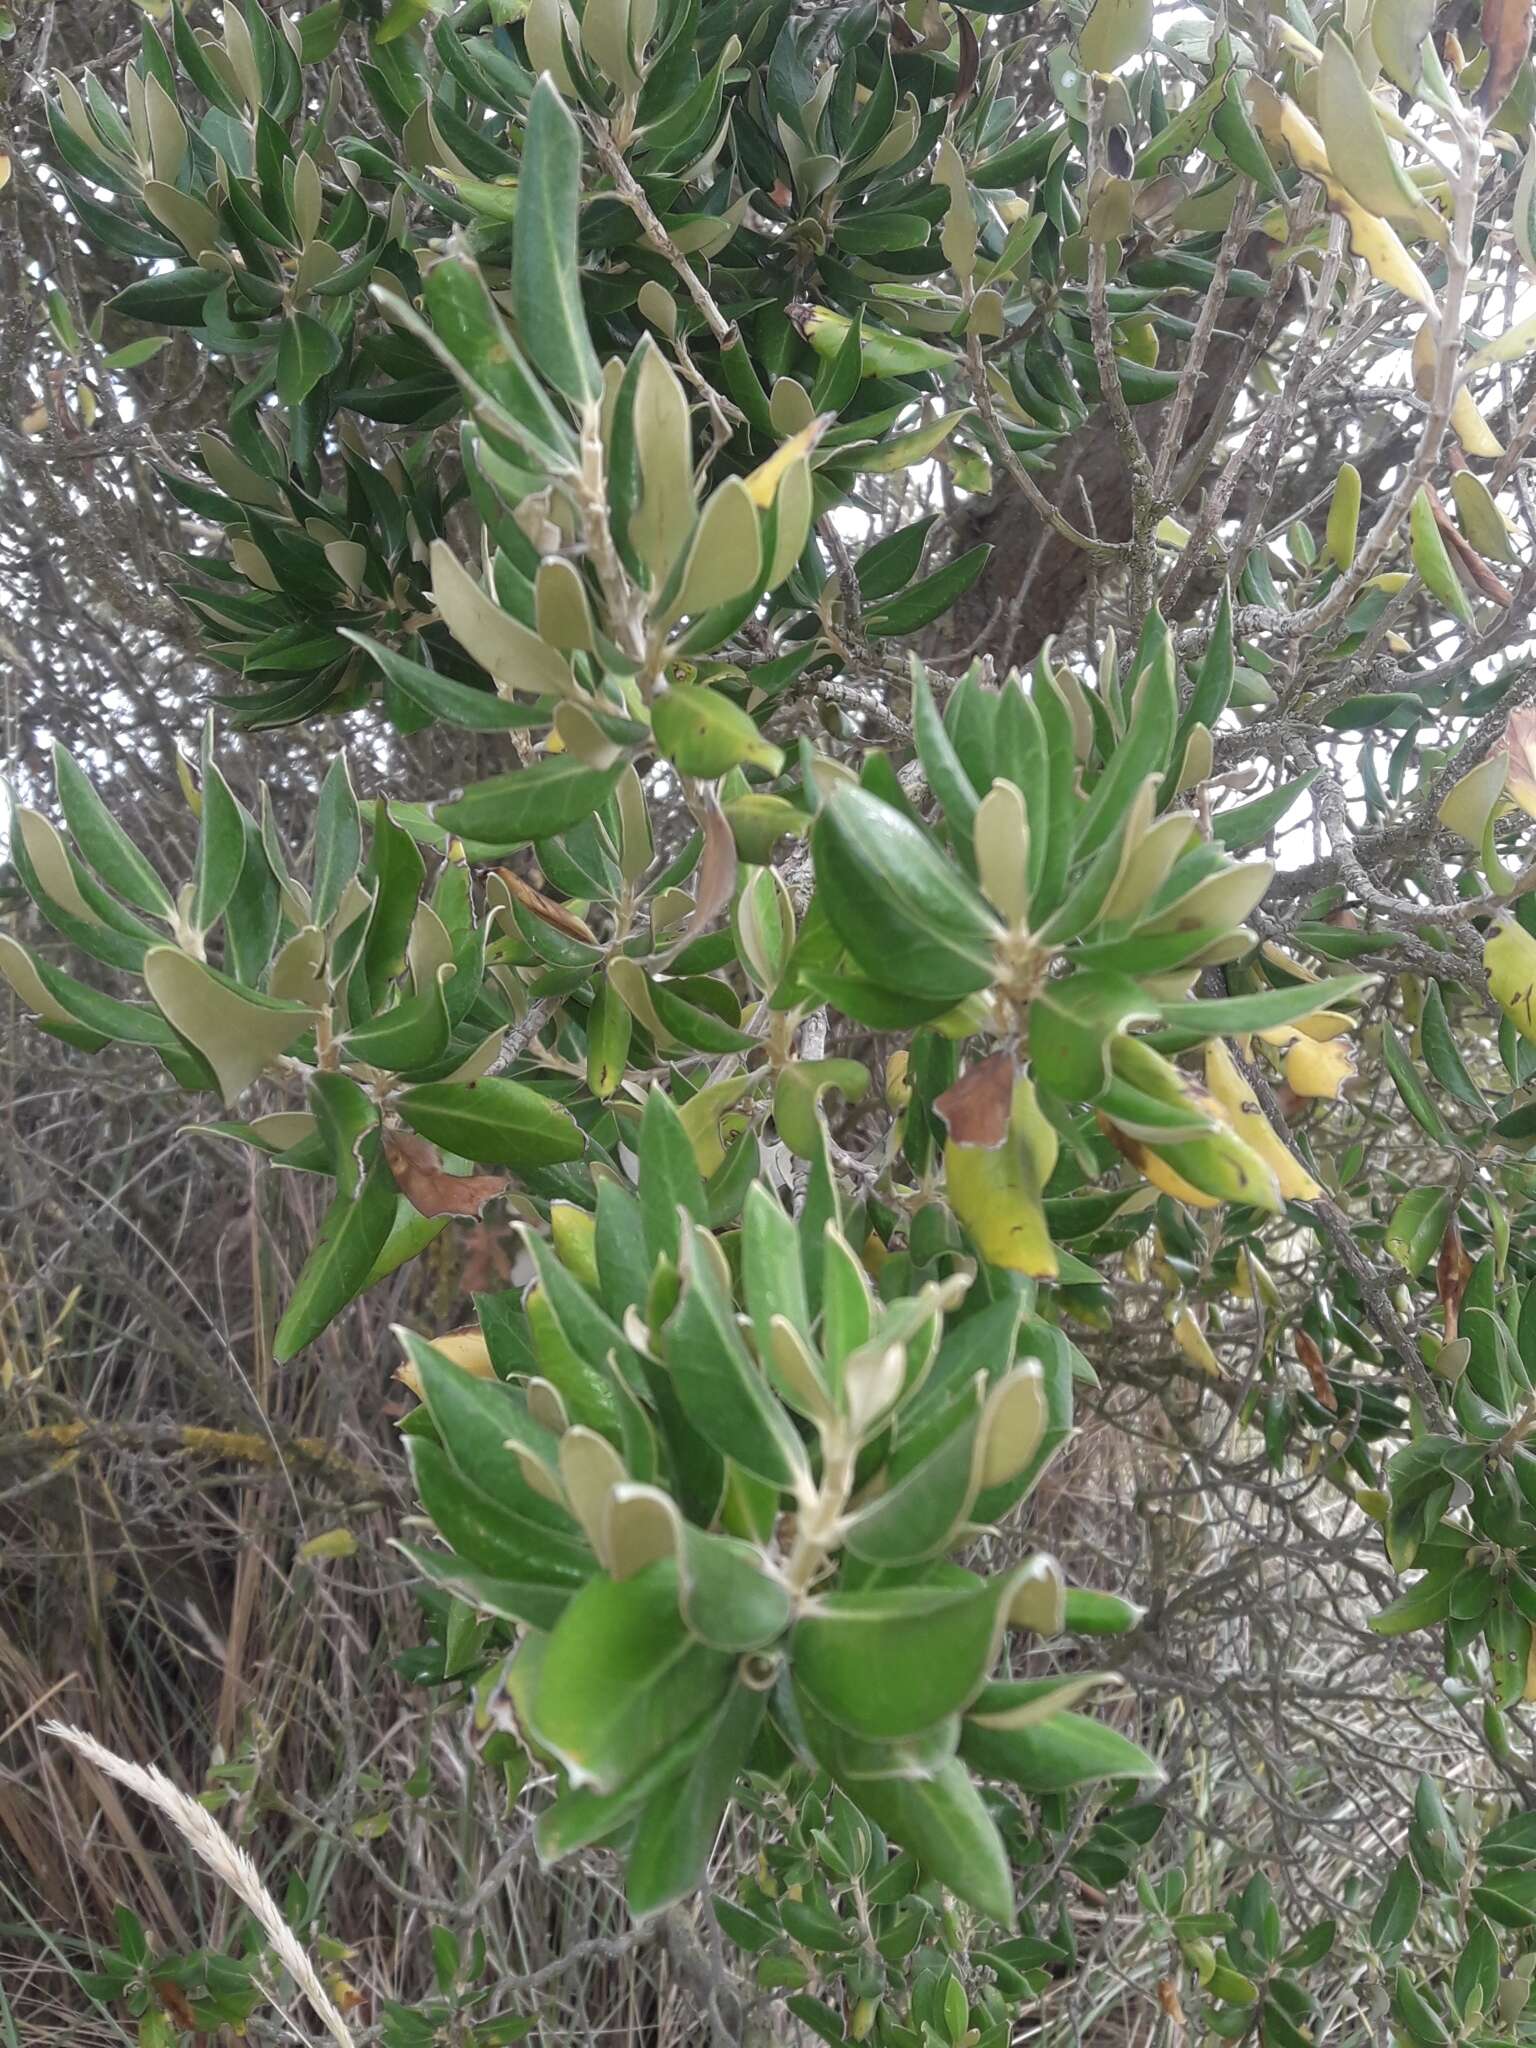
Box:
(942, 254), (1287, 668)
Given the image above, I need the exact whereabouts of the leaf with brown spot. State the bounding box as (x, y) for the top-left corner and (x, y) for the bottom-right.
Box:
(1437, 1212), (1472, 1339)
(495, 866), (597, 945)
(682, 797), (738, 942)
(1427, 485), (1513, 607)
(934, 1051), (1015, 1148)
(1295, 1328), (1337, 1410)
(1481, 0), (1533, 110)
(383, 1130), (508, 1218)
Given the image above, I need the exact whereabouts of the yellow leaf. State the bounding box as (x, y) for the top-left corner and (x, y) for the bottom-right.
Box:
(1204, 1038), (1322, 1201)
(1326, 461), (1361, 569)
(1438, 745), (1511, 842)
(944, 1074), (1058, 1275)
(742, 414), (833, 508)
(1248, 80), (1436, 311)
(1412, 319), (1505, 456)
(1452, 470), (1518, 561)
(1316, 32), (1447, 243)
(1487, 916), (1536, 1044)
(1272, 1030), (1357, 1098)
(1172, 1305), (1225, 1378)
(393, 1326), (495, 1400)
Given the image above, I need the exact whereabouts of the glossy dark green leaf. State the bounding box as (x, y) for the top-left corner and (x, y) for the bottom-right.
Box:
(190, 752), (247, 935)
(862, 545), (991, 637)
(812, 783), (1001, 1002)
(273, 1140), (398, 1360)
(638, 1088), (707, 1266)
(1370, 1854), (1422, 1951)
(345, 633), (547, 731)
(310, 754), (362, 927)
(275, 309), (342, 405)
(396, 1078), (585, 1168)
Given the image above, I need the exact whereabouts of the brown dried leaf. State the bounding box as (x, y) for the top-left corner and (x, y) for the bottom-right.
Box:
(495, 866), (597, 945)
(934, 1052), (1016, 1148)
(1481, 0), (1533, 110)
(1156, 1978), (1187, 2027)
(460, 1219), (513, 1294)
(383, 1130), (508, 1219)
(1295, 1328), (1337, 1410)
(155, 1981), (199, 2030)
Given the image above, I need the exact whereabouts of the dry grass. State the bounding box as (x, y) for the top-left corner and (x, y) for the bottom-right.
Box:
(0, 1023), (736, 2043)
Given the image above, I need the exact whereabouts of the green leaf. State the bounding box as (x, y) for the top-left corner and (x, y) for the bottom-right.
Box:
(528, 1561), (734, 1791)
(843, 1758), (1013, 1924)
(310, 755), (363, 927)
(1210, 772), (1317, 851)
(1385, 1186), (1455, 1277)
(53, 746), (172, 918)
(1075, 609), (1176, 860)
(273, 1143), (398, 1361)
(435, 756), (625, 850)
(742, 1180), (814, 1361)
(1371, 1854), (1423, 1951)
(638, 1088), (707, 1266)
(1381, 1021), (1450, 1143)
(418, 254), (575, 471)
(399, 1328), (567, 1506)
(345, 633), (547, 731)
(862, 545), (991, 637)
(407, 1438), (587, 1591)
(812, 784), (1001, 1002)
(275, 309), (342, 405)
(1029, 971), (1156, 1100)
(911, 658), (979, 861)
(960, 1707), (1161, 1791)
(793, 1573), (1010, 1739)
(1156, 975), (1373, 1037)
(396, 1078), (585, 1169)
(1420, 981), (1486, 1111)
(512, 77), (601, 407)
(626, 1684), (766, 1916)
(664, 1225), (808, 1489)
(841, 1387), (986, 1563)
(608, 1485), (793, 1648)
(190, 752), (248, 935)
(0, 934), (176, 1050)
